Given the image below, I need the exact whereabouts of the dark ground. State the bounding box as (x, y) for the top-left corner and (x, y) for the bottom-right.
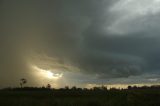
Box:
(0, 86), (160, 106)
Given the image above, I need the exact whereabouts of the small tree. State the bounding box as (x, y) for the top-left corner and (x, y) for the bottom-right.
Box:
(46, 84), (51, 89)
(20, 78), (27, 88)
(65, 86), (69, 90)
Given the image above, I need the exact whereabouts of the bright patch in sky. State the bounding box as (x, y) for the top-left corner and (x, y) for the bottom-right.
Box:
(148, 78), (158, 82)
(108, 0), (160, 35)
(33, 66), (63, 79)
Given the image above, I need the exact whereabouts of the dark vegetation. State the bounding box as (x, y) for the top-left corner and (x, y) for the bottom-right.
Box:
(1, 85), (160, 106)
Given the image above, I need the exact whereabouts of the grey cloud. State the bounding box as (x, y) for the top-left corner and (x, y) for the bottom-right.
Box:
(1, 0), (160, 87)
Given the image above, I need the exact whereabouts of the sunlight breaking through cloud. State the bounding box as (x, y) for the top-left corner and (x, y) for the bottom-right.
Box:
(32, 65), (63, 80)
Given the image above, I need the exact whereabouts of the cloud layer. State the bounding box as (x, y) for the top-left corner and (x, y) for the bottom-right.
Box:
(1, 0), (160, 87)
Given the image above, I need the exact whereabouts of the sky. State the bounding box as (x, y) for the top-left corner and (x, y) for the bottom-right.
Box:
(1, 0), (160, 88)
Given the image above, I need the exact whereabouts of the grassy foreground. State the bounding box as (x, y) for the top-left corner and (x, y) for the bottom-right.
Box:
(0, 86), (160, 106)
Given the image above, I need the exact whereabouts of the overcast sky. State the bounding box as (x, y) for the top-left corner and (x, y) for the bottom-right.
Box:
(1, 0), (160, 88)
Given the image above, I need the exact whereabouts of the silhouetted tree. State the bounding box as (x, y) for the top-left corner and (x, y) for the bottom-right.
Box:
(20, 78), (27, 88)
(101, 85), (107, 91)
(46, 84), (51, 89)
(93, 87), (101, 91)
(128, 86), (132, 90)
(65, 86), (69, 90)
(71, 86), (77, 90)
(42, 85), (45, 89)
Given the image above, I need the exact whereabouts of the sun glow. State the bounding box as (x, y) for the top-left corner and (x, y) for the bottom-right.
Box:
(32, 66), (63, 79)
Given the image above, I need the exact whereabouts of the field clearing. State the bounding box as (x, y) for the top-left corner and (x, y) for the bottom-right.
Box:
(0, 88), (160, 106)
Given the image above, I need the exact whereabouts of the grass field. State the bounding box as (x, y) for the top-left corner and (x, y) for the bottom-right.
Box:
(0, 87), (160, 106)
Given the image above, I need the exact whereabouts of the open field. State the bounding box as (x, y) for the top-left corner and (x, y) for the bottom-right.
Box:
(0, 87), (160, 106)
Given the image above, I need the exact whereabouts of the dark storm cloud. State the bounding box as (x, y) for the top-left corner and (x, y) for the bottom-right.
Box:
(1, 0), (160, 87)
